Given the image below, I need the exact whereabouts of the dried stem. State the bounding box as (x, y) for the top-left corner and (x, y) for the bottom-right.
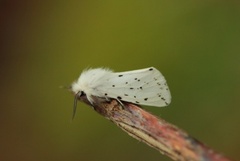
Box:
(78, 96), (232, 161)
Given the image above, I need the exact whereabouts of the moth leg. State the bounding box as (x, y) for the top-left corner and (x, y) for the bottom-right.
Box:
(115, 98), (125, 110)
(105, 97), (125, 110)
(105, 96), (111, 102)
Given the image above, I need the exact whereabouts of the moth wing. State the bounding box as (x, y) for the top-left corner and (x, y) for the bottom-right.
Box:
(97, 67), (171, 107)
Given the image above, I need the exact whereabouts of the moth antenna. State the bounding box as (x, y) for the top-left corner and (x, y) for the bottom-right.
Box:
(59, 85), (71, 90)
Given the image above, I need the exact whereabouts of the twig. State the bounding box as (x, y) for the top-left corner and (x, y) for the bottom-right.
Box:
(77, 95), (232, 161)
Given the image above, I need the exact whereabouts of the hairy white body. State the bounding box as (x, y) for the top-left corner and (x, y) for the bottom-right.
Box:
(71, 67), (171, 107)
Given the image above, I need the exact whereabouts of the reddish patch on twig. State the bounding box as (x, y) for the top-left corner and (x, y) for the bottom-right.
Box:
(77, 96), (232, 161)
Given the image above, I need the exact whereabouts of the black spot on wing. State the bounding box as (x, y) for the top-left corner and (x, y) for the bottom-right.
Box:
(144, 98), (148, 101)
(161, 97), (166, 101)
(118, 75), (123, 77)
(117, 96), (122, 100)
(112, 85), (115, 87)
(124, 94), (128, 96)
(149, 68), (153, 71)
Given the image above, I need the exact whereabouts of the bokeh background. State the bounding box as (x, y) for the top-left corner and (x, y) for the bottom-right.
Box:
(1, 0), (240, 161)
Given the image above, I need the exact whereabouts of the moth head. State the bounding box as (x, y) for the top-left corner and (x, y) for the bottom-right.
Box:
(71, 81), (82, 95)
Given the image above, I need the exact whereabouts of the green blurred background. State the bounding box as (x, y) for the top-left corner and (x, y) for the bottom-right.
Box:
(1, 0), (240, 161)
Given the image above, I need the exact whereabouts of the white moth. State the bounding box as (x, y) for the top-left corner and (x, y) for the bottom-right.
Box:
(71, 67), (171, 108)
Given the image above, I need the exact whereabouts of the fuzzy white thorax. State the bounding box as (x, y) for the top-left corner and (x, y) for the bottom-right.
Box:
(71, 68), (113, 103)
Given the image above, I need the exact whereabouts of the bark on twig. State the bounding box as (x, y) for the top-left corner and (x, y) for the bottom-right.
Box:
(77, 96), (232, 161)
